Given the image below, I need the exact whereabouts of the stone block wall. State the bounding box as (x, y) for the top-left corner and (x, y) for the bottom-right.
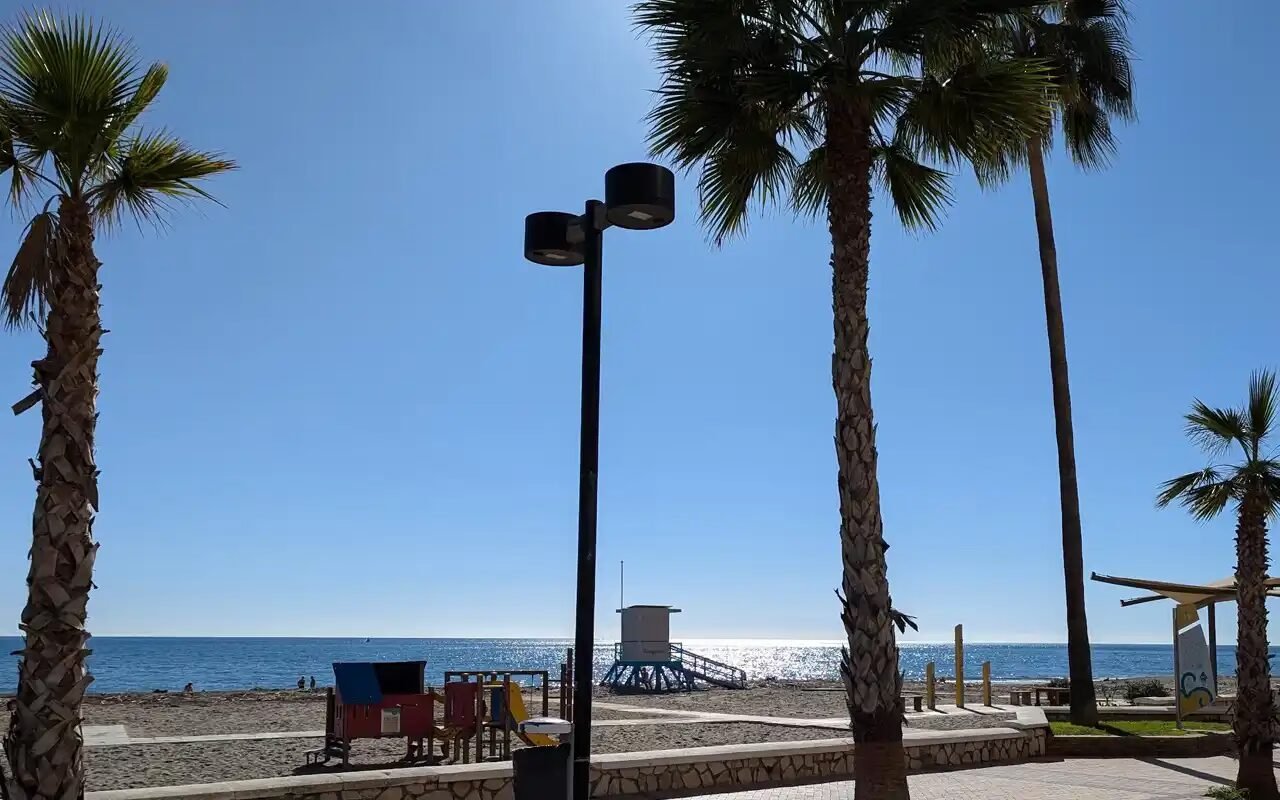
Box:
(88, 763), (517, 800)
(904, 727), (1047, 772)
(588, 728), (1047, 798)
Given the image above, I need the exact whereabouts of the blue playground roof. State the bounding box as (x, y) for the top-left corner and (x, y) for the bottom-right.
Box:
(332, 662), (382, 705)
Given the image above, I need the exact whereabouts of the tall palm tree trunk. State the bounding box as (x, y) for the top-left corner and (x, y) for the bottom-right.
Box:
(1026, 138), (1098, 726)
(4, 196), (100, 800)
(1233, 490), (1277, 799)
(827, 98), (908, 800)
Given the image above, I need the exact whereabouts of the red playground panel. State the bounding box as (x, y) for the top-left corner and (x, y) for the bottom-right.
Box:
(307, 660), (442, 767)
(444, 681), (479, 728)
(335, 691), (436, 740)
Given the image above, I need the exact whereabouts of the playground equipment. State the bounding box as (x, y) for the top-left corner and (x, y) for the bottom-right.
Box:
(308, 660), (441, 767)
(307, 657), (572, 768)
(443, 669), (560, 761)
(601, 605), (747, 692)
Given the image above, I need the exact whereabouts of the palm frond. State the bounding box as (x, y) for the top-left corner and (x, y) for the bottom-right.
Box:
(647, 72), (738, 170)
(873, 137), (953, 230)
(644, 45), (817, 170)
(969, 139), (1028, 188)
(698, 133), (797, 244)
(1059, 94), (1115, 169)
(633, 0), (730, 37)
(897, 57), (1052, 166)
(1061, 0), (1130, 28)
(93, 61), (167, 173)
(1179, 479), (1238, 521)
(1262, 469), (1280, 521)
(637, 0), (1062, 240)
(638, 0), (819, 243)
(890, 606), (919, 634)
(89, 129), (236, 228)
(1161, 372), (1280, 521)
(861, 75), (918, 134)
(2, 209), (61, 329)
(791, 144), (827, 218)
(972, 1), (1133, 177)
(1156, 467), (1222, 509)
(877, 0), (1046, 67)
(1063, 17), (1134, 117)
(1156, 466), (1238, 521)
(1053, 12), (1134, 168)
(0, 12), (142, 190)
(1246, 369), (1278, 451)
(0, 109), (35, 205)
(1184, 402), (1248, 456)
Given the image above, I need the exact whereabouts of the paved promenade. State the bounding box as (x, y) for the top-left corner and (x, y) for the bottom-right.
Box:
(686, 756), (1245, 799)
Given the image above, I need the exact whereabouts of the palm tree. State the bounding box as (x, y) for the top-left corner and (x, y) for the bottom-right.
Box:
(0, 13), (234, 799)
(1157, 370), (1280, 800)
(977, 0), (1135, 728)
(634, 1), (1051, 796)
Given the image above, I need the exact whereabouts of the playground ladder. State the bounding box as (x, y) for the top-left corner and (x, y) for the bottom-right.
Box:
(670, 643), (748, 689)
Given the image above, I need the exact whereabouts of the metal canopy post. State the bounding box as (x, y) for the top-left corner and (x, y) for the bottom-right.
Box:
(1207, 603), (1218, 690)
(1173, 607), (1182, 731)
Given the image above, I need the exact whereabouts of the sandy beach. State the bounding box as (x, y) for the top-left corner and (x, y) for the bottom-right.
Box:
(0, 678), (1158, 791)
(8, 687), (855, 790)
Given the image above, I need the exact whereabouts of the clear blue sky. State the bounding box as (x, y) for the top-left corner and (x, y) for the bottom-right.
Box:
(1, 1), (1276, 645)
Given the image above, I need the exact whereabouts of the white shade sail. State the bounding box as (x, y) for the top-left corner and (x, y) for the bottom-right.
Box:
(1091, 572), (1280, 607)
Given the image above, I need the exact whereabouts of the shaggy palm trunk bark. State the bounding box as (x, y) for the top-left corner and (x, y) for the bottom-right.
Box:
(1026, 139), (1098, 727)
(3, 196), (100, 800)
(1233, 489), (1277, 799)
(826, 99), (908, 800)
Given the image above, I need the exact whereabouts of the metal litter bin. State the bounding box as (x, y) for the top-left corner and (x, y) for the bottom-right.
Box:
(513, 717), (571, 800)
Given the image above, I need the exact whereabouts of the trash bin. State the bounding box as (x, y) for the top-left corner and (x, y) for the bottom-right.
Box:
(513, 718), (571, 800)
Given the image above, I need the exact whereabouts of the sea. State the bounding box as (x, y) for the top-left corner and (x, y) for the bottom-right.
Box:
(0, 638), (1266, 694)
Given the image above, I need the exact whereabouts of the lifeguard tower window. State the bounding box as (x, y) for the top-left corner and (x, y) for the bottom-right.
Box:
(372, 661), (424, 694)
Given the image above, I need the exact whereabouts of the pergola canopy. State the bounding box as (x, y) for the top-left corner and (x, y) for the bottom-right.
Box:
(1091, 572), (1280, 608)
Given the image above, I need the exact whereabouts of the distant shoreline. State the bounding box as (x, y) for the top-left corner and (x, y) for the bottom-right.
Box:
(0, 635), (1193, 644)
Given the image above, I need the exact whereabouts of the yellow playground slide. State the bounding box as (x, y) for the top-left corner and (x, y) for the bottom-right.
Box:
(503, 682), (558, 747)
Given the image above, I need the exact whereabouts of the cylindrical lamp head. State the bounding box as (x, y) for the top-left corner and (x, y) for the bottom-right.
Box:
(605, 163), (675, 230)
(523, 212), (584, 266)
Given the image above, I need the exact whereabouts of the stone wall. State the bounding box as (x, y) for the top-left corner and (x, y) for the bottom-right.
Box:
(89, 724), (1050, 800)
(89, 762), (516, 800)
(589, 728), (1047, 798)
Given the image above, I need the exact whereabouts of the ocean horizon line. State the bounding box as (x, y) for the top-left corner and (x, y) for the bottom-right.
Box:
(3, 634), (1179, 646)
(1, 637), (1250, 694)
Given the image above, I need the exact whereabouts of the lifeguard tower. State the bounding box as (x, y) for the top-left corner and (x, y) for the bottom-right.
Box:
(601, 605), (747, 693)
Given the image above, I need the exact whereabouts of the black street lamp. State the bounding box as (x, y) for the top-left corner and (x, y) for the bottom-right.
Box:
(523, 162), (675, 800)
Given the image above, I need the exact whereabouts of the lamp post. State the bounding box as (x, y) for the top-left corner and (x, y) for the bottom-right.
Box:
(523, 162), (675, 800)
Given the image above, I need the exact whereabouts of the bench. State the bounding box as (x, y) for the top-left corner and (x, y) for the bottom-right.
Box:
(1033, 686), (1070, 706)
(1009, 690), (1032, 706)
(903, 694), (923, 712)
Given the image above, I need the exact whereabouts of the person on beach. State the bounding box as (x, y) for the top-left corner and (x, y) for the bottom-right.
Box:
(309, 676), (316, 690)
(183, 682), (193, 693)
(297, 676), (305, 690)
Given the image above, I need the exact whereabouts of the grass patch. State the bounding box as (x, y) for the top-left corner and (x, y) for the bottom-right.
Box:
(1050, 720), (1231, 737)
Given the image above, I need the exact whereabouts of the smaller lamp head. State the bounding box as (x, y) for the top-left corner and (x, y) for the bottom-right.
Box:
(605, 162), (675, 230)
(524, 212), (584, 266)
